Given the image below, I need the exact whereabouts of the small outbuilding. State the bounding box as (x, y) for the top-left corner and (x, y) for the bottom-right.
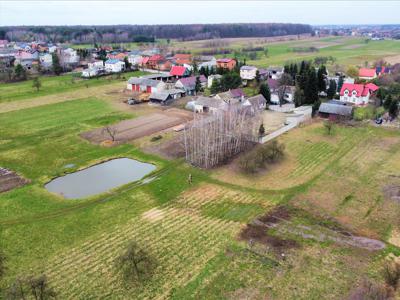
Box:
(319, 101), (353, 120)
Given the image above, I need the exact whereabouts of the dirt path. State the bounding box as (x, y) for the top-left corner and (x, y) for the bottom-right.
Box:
(0, 82), (125, 114)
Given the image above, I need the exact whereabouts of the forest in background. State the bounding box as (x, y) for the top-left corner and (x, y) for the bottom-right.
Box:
(0, 23), (312, 43)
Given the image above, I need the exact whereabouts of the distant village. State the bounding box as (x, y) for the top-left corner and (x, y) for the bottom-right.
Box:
(1, 37), (399, 129)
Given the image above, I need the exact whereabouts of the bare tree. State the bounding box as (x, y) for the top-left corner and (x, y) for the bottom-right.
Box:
(7, 275), (56, 300)
(184, 104), (261, 168)
(102, 126), (117, 142)
(116, 241), (156, 284)
(277, 73), (293, 107)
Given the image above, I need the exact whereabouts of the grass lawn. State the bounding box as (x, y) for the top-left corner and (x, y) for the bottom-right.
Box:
(0, 70), (146, 103)
(1, 71), (400, 298)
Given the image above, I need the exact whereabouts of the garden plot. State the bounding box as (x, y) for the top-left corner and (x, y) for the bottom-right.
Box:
(0, 167), (28, 193)
(81, 108), (193, 144)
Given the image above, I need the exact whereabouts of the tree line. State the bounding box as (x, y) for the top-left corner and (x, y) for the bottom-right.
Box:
(0, 23), (312, 43)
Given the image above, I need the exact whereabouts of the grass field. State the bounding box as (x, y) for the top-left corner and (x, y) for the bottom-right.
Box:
(0, 71), (146, 103)
(1, 48), (400, 298)
(173, 36), (400, 69)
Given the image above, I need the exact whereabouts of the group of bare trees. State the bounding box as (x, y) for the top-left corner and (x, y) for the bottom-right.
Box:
(184, 105), (262, 168)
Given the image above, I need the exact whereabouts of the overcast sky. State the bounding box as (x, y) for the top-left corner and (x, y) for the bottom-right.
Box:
(0, 1), (399, 26)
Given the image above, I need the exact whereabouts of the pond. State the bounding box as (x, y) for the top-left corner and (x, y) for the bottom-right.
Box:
(45, 158), (156, 199)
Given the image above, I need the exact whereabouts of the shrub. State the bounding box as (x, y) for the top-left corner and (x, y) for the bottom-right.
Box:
(353, 106), (375, 121)
(150, 135), (162, 142)
(348, 279), (394, 300)
(238, 140), (285, 173)
(383, 259), (400, 290)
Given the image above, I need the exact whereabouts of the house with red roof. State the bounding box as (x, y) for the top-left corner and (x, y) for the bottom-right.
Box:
(173, 54), (192, 65)
(216, 58), (236, 71)
(358, 68), (377, 80)
(339, 83), (379, 106)
(146, 54), (165, 69)
(170, 66), (190, 78)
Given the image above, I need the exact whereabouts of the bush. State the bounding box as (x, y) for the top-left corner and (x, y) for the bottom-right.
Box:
(238, 140), (285, 173)
(150, 135), (162, 142)
(348, 279), (394, 300)
(383, 259), (400, 290)
(353, 106), (376, 121)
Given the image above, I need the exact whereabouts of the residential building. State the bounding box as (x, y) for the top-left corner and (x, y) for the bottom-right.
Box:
(173, 53), (192, 65)
(266, 67), (284, 80)
(175, 75), (207, 95)
(207, 74), (222, 88)
(170, 66), (190, 78)
(215, 88), (247, 102)
(240, 65), (258, 80)
(216, 58), (236, 71)
(39, 53), (53, 69)
(358, 68), (377, 80)
(88, 60), (104, 69)
(105, 59), (125, 73)
(339, 83), (376, 106)
(0, 40), (8, 48)
(243, 94), (267, 111)
(146, 54), (165, 69)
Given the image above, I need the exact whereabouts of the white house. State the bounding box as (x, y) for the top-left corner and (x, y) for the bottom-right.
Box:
(105, 59), (125, 73)
(82, 68), (101, 78)
(39, 53), (53, 69)
(339, 83), (370, 106)
(240, 65), (258, 80)
(60, 48), (79, 65)
(207, 74), (222, 88)
(48, 45), (57, 53)
(198, 59), (217, 70)
(270, 86), (295, 104)
(88, 60), (104, 69)
(267, 67), (284, 80)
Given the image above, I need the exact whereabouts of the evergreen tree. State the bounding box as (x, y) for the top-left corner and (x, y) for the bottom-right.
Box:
(259, 83), (271, 104)
(195, 76), (202, 93)
(14, 64), (27, 80)
(388, 98), (399, 119)
(255, 70), (260, 83)
(384, 95), (393, 110)
(124, 57), (131, 70)
(294, 85), (305, 107)
(220, 72), (241, 91)
(210, 78), (221, 94)
(304, 69), (318, 104)
(337, 75), (344, 93)
(327, 80), (337, 99)
(317, 65), (327, 92)
(52, 53), (62, 75)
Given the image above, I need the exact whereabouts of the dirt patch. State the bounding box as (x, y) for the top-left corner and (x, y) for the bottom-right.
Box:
(0, 167), (29, 193)
(383, 185), (400, 203)
(81, 108), (193, 144)
(142, 134), (186, 159)
(142, 208), (165, 222)
(385, 54), (400, 65)
(239, 206), (299, 253)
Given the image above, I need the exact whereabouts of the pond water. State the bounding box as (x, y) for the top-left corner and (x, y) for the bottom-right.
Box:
(45, 158), (156, 199)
